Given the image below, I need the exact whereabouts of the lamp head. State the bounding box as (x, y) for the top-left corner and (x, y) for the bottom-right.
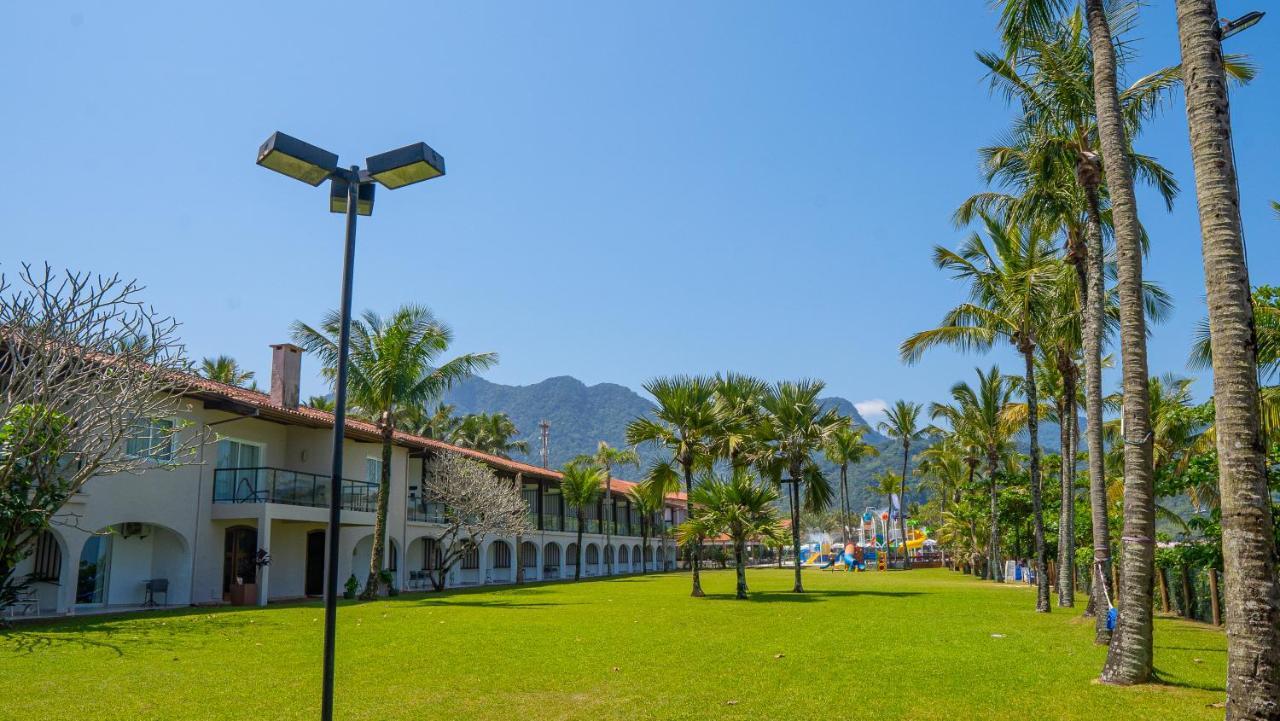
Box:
(366, 142), (446, 189)
(256, 132), (339, 186)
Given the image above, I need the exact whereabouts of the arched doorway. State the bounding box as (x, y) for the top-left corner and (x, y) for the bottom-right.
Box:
(519, 541), (539, 581)
(585, 544), (599, 576)
(488, 540), (513, 583)
(76, 533), (112, 605)
(619, 545), (630, 571)
(565, 543), (579, 573)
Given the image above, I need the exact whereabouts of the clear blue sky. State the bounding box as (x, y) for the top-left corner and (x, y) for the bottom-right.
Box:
(3, 2), (1277, 425)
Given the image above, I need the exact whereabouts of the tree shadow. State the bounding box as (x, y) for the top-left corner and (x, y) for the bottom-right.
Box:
(703, 589), (925, 603)
(1151, 670), (1226, 693)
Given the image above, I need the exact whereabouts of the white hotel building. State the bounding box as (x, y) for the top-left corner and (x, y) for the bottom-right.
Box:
(9, 343), (684, 617)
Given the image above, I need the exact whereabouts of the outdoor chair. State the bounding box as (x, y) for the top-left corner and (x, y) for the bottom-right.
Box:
(143, 578), (168, 607)
(6, 590), (38, 619)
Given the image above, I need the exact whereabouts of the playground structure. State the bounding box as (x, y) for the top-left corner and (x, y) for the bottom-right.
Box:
(797, 507), (934, 571)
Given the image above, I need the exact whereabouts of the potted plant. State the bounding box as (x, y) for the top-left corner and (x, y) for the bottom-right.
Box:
(343, 575), (359, 600)
(229, 549), (271, 606)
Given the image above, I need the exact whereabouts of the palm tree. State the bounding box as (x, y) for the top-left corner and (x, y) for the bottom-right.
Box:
(200, 355), (256, 388)
(1177, 9), (1280, 701)
(929, 366), (1020, 582)
(451, 412), (530, 458)
(903, 214), (1061, 611)
(559, 462), (604, 582)
(756, 379), (842, 593)
(824, 422), (879, 545)
(292, 305), (496, 599)
(626, 375), (718, 597)
(627, 481), (664, 575)
(586, 441), (640, 575)
(877, 401), (926, 570)
(679, 472), (787, 599)
(403, 402), (462, 440)
(305, 395), (335, 412)
(710, 372), (769, 470)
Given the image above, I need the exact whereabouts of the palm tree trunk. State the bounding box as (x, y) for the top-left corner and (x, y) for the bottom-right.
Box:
(1080, 169), (1114, 643)
(734, 537), (747, 600)
(840, 464), (851, 546)
(1022, 349), (1051, 612)
(790, 471), (804, 593)
(1087, 0), (1157, 684)
(1175, 2), (1280, 712)
(987, 453), (1002, 582)
(574, 511), (584, 582)
(640, 520), (648, 575)
(1056, 348), (1076, 607)
(899, 444), (911, 570)
(360, 425), (396, 600)
(684, 461), (704, 597)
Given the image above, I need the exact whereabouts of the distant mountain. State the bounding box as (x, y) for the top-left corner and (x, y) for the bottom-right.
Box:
(440, 376), (882, 475)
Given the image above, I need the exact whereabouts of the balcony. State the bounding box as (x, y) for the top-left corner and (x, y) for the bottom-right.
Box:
(408, 500), (446, 524)
(213, 467), (376, 512)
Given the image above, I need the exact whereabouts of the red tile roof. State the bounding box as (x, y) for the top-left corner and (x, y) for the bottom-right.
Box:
(181, 373), (686, 503)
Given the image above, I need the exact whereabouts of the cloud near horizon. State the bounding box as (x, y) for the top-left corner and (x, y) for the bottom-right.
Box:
(854, 399), (889, 426)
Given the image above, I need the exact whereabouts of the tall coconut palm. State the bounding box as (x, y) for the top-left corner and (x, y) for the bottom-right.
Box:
(1177, 9), (1280, 704)
(877, 401), (926, 570)
(977, 0), (1218, 640)
(928, 366), (1020, 582)
(755, 379), (842, 593)
(625, 375), (718, 597)
(1176, 10), (1280, 690)
(678, 472), (787, 599)
(824, 422), (879, 545)
(451, 412), (531, 458)
(902, 214), (1062, 611)
(559, 462), (604, 582)
(627, 481), (664, 575)
(584, 441), (640, 576)
(292, 305), (496, 599)
(200, 355), (256, 388)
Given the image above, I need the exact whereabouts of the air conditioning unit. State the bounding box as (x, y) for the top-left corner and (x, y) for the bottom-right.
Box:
(120, 522), (149, 539)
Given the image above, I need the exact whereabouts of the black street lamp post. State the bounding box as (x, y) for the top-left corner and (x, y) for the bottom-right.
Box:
(256, 132), (445, 721)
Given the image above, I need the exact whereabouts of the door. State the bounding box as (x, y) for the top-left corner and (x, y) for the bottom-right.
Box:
(75, 534), (112, 605)
(305, 530), (325, 597)
(222, 526), (258, 596)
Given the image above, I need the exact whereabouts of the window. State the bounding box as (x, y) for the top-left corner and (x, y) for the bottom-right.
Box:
(126, 418), (175, 461)
(493, 543), (511, 569)
(215, 438), (262, 469)
(461, 543), (479, 570)
(365, 457), (382, 484)
(33, 531), (62, 581)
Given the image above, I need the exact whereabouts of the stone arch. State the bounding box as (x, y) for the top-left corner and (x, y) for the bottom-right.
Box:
(519, 541), (539, 581)
(487, 539), (514, 583)
(77, 521), (191, 607)
(543, 541), (562, 579)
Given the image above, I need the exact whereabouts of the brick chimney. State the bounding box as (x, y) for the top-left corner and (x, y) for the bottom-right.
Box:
(269, 343), (303, 409)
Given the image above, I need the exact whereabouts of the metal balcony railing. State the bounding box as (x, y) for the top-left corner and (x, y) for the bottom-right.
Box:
(213, 467), (376, 512)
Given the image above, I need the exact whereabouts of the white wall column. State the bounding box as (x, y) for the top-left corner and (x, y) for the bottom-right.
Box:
(256, 513), (272, 607)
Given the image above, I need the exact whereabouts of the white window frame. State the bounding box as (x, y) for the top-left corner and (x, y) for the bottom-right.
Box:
(365, 455), (383, 484)
(214, 436), (266, 469)
(125, 416), (179, 463)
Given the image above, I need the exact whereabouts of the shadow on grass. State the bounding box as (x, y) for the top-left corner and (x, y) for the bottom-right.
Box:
(702, 589), (925, 603)
(1, 608), (259, 657)
(1152, 669), (1227, 693)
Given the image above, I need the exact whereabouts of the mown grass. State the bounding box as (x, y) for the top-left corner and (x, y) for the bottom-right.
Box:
(1, 568), (1227, 720)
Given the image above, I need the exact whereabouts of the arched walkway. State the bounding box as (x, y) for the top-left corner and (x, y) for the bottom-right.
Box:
(487, 540), (514, 584)
(618, 544), (630, 572)
(543, 542), (562, 580)
(406, 535), (443, 590)
(565, 543), (579, 575)
(585, 543), (600, 577)
(633, 544), (642, 571)
(76, 522), (191, 608)
(519, 541), (539, 582)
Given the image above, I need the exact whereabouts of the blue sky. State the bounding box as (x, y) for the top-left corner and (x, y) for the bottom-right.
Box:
(3, 2), (1277, 426)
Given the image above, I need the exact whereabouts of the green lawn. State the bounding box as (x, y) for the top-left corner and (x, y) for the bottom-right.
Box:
(1, 568), (1227, 720)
